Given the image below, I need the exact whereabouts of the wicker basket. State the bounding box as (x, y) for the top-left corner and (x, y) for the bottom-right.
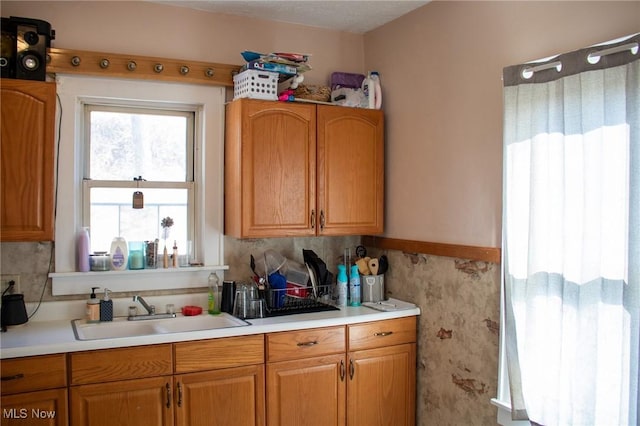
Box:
(294, 84), (331, 102)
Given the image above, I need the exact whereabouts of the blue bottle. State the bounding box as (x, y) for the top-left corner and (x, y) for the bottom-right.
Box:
(336, 264), (348, 307)
(349, 264), (361, 306)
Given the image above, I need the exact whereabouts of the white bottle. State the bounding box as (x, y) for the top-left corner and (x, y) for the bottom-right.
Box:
(362, 74), (375, 109)
(369, 71), (382, 109)
(110, 237), (128, 271)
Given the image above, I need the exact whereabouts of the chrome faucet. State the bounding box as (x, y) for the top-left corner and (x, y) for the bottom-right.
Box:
(129, 295), (176, 321)
(133, 295), (155, 315)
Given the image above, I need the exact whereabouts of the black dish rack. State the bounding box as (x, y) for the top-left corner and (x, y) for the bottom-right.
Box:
(263, 285), (339, 317)
(265, 297), (339, 317)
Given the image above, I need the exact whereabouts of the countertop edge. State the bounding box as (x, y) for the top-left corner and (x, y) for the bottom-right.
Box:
(0, 304), (420, 359)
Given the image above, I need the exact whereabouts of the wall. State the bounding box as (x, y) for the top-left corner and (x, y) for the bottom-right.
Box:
(0, 1), (364, 85)
(365, 0), (640, 248)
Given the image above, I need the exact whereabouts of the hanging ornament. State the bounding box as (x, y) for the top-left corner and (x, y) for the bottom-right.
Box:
(132, 176), (145, 209)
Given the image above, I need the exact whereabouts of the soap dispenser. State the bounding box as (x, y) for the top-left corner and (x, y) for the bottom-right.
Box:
(86, 287), (100, 323)
(100, 288), (113, 322)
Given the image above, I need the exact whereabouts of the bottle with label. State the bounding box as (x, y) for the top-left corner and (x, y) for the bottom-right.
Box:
(77, 227), (91, 272)
(110, 237), (128, 271)
(336, 264), (348, 307)
(86, 287), (100, 323)
(99, 288), (113, 322)
(349, 264), (361, 306)
(208, 272), (221, 314)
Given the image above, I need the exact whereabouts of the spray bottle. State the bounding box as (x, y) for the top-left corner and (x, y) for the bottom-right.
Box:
(336, 264), (348, 307)
(349, 264), (361, 306)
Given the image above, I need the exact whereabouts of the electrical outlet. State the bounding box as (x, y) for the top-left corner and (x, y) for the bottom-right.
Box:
(1, 274), (21, 295)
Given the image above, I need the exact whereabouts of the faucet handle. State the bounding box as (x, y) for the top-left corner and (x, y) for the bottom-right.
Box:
(150, 305), (156, 314)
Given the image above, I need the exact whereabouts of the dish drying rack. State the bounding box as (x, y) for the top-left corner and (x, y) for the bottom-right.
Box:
(263, 284), (339, 317)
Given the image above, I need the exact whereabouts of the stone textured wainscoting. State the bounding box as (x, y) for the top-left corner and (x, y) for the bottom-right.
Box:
(367, 248), (501, 426)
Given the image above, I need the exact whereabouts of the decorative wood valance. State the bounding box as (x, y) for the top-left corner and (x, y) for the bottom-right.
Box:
(362, 236), (501, 264)
(46, 47), (242, 87)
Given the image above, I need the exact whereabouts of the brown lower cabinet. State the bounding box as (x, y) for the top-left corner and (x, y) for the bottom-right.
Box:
(68, 335), (265, 426)
(0, 317), (416, 426)
(0, 354), (68, 426)
(265, 317), (416, 426)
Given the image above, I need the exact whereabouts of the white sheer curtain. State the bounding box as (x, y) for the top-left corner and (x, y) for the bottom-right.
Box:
(502, 34), (639, 426)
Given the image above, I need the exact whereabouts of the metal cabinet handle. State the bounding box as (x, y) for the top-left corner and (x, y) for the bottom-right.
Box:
(165, 383), (171, 408)
(340, 360), (345, 381)
(320, 210), (325, 230)
(177, 382), (183, 407)
(1, 373), (25, 382)
(311, 209), (316, 229)
(297, 340), (318, 347)
(374, 331), (393, 337)
(349, 359), (355, 380)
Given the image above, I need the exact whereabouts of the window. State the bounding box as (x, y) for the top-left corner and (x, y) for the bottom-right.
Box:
(83, 105), (195, 261)
(50, 76), (226, 295)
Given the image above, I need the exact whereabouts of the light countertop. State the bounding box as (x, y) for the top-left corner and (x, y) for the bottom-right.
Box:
(0, 296), (420, 359)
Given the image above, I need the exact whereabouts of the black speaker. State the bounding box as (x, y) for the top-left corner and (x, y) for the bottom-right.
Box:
(0, 18), (16, 79)
(1, 16), (54, 81)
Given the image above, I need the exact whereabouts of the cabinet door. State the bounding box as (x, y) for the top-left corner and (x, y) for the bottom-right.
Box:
(69, 377), (174, 426)
(1, 388), (68, 426)
(347, 344), (416, 426)
(266, 354), (346, 426)
(225, 99), (316, 238)
(0, 79), (56, 241)
(175, 365), (265, 426)
(317, 106), (384, 235)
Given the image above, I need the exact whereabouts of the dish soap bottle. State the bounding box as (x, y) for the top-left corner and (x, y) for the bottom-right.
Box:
(208, 273), (220, 314)
(86, 287), (100, 323)
(349, 264), (361, 306)
(336, 264), (348, 307)
(100, 288), (113, 322)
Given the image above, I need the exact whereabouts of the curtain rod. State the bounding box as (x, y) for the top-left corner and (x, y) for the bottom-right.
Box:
(587, 42), (638, 64)
(522, 41), (638, 80)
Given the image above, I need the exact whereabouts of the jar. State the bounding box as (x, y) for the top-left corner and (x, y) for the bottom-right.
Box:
(90, 252), (110, 271)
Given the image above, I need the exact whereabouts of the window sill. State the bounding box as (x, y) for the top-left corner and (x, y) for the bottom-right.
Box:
(491, 399), (530, 426)
(50, 265), (229, 296)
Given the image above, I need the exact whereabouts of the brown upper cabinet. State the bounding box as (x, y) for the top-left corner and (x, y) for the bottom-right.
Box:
(0, 79), (56, 242)
(225, 99), (384, 238)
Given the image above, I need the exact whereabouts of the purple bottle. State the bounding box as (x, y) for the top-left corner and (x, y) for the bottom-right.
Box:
(77, 227), (90, 272)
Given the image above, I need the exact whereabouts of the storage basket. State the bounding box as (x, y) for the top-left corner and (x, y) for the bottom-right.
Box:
(233, 69), (279, 100)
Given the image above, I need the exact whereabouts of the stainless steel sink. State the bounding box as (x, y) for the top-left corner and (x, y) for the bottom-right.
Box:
(71, 313), (249, 341)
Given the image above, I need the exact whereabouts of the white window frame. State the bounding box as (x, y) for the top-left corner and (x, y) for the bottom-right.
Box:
(50, 75), (227, 295)
(81, 103), (196, 255)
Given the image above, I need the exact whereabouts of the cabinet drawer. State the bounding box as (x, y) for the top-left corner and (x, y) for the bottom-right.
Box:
(0, 354), (67, 395)
(267, 326), (345, 362)
(348, 316), (417, 351)
(174, 334), (264, 373)
(70, 344), (172, 385)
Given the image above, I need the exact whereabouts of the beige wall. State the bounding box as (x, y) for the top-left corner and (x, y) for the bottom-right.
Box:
(0, 0), (364, 85)
(365, 0), (640, 248)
